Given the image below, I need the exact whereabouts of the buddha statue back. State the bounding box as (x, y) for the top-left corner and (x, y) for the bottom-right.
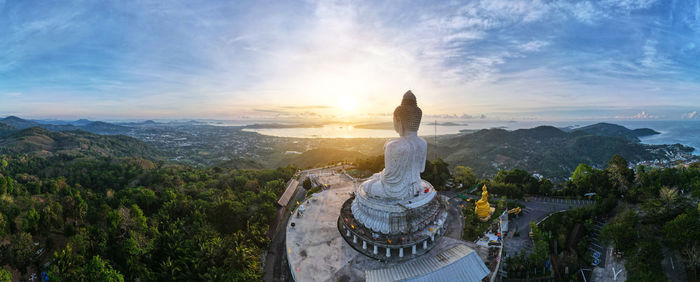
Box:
(364, 90), (427, 200)
(351, 91), (438, 235)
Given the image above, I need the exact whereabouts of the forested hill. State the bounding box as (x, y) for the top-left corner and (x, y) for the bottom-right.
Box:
(0, 116), (38, 129)
(0, 123), (14, 136)
(0, 154), (297, 280)
(434, 125), (694, 180)
(0, 116), (129, 135)
(568, 122), (660, 142)
(0, 127), (162, 159)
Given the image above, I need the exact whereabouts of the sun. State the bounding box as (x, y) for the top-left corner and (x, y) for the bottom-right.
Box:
(338, 95), (357, 112)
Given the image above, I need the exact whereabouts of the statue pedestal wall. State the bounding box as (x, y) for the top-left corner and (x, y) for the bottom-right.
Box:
(351, 179), (439, 235)
(339, 180), (449, 262)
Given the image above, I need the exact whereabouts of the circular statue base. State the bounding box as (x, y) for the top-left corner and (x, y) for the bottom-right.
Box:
(337, 193), (448, 262)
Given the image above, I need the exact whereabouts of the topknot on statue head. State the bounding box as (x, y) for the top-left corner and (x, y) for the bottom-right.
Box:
(393, 90), (422, 134)
(401, 90), (417, 107)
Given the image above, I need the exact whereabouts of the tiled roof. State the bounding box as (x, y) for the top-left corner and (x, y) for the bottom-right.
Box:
(278, 179), (299, 207)
(366, 244), (490, 282)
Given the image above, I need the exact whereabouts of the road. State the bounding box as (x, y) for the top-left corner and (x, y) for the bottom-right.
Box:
(503, 197), (595, 257)
(263, 183), (305, 282)
(414, 191), (596, 257)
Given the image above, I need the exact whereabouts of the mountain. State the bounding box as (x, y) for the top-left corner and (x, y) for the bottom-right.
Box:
(0, 116), (131, 134)
(0, 116), (39, 129)
(30, 119), (73, 125)
(433, 124), (693, 180)
(571, 122), (660, 142)
(82, 121), (130, 134)
(0, 127), (162, 159)
(630, 128), (660, 137)
(71, 119), (93, 126)
(117, 120), (159, 126)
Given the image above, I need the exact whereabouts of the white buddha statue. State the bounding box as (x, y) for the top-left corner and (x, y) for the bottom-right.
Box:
(351, 91), (437, 234)
(362, 90), (427, 200)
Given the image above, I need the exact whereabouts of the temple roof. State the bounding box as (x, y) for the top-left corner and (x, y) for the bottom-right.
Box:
(366, 244), (490, 282)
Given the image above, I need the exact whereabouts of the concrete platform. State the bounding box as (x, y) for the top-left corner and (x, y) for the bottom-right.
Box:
(285, 177), (491, 282)
(286, 185), (359, 281)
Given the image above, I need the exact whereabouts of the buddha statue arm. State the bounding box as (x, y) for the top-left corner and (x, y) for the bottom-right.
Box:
(419, 138), (427, 172)
(380, 139), (409, 186)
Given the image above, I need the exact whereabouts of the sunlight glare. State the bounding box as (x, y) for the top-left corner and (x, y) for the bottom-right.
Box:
(338, 95), (358, 112)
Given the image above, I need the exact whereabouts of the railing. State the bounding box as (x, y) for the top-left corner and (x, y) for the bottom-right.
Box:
(491, 210), (508, 282)
(529, 197), (596, 206)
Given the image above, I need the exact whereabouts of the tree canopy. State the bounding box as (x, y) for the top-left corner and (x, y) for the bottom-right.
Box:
(0, 154), (296, 281)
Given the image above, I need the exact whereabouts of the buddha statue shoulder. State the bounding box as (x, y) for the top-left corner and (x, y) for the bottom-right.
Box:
(478, 185), (488, 203)
(361, 91), (427, 200)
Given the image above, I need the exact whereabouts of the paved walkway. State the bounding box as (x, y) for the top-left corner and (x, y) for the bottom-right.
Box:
(264, 166), (346, 282)
(591, 247), (626, 281)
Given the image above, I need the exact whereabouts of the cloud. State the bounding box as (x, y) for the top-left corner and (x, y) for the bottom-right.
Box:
(639, 40), (676, 72)
(601, 0), (659, 10)
(1, 0), (698, 120)
(519, 40), (550, 52)
(252, 106), (331, 119)
(564, 1), (602, 23)
(422, 113), (487, 119)
(457, 113), (487, 119)
(280, 105), (331, 110)
(683, 111), (698, 119)
(615, 111), (661, 119)
(253, 109), (285, 114)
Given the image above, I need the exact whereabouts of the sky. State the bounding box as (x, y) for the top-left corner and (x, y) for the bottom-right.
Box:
(0, 0), (699, 121)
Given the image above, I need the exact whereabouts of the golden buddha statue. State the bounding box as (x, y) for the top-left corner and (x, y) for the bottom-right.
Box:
(475, 184), (491, 218)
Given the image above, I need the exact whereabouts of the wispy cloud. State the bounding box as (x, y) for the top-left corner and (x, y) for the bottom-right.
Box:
(424, 113), (487, 119)
(280, 105), (332, 110)
(519, 41), (550, 52)
(615, 111), (662, 119)
(0, 0), (698, 120)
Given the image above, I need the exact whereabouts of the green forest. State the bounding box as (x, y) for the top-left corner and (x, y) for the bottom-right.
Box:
(1, 148), (699, 281)
(500, 156), (700, 281)
(0, 154), (296, 281)
(359, 153), (700, 280)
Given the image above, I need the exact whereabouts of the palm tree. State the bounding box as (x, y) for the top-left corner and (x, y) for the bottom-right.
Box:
(682, 243), (700, 278)
(659, 186), (679, 211)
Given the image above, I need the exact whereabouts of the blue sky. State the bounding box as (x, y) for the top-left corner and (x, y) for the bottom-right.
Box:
(0, 0), (698, 121)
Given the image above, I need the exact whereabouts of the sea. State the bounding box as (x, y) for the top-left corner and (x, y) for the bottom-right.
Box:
(237, 120), (700, 156)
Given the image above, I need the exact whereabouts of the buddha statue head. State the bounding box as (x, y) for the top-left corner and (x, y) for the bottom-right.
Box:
(393, 90), (422, 136)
